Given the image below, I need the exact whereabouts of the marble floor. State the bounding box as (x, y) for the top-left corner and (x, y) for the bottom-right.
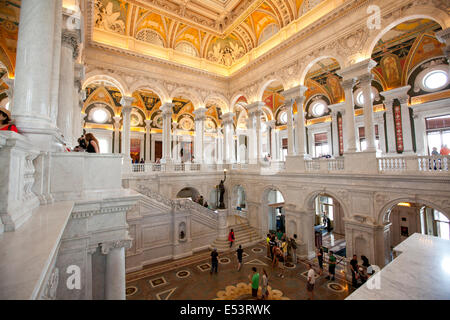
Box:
(126, 242), (354, 300)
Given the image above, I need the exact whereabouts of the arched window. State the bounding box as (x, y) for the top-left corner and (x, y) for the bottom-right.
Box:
(175, 42), (199, 57)
(258, 24), (279, 45)
(135, 29), (164, 47)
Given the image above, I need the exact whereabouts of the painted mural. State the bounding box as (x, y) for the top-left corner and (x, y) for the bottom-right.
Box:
(207, 35), (245, 66)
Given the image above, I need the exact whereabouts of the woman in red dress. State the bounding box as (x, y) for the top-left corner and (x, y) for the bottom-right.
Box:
(228, 229), (235, 248)
(0, 106), (18, 133)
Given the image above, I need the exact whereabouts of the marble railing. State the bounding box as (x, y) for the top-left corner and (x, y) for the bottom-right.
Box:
(0, 131), (40, 232)
(305, 158), (345, 172)
(131, 162), (210, 173)
(136, 184), (219, 222)
(378, 155), (450, 174)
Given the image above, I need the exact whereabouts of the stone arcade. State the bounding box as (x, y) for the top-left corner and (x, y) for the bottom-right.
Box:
(0, 0), (449, 300)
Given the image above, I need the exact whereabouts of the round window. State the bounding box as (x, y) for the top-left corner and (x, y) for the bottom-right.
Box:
(279, 111), (287, 124)
(423, 70), (448, 91)
(310, 100), (328, 117)
(92, 109), (108, 123)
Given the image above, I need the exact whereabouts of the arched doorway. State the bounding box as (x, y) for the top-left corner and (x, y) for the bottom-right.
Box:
(382, 201), (449, 265)
(262, 187), (285, 234)
(176, 187), (200, 201)
(231, 185), (247, 211)
(312, 193), (346, 258)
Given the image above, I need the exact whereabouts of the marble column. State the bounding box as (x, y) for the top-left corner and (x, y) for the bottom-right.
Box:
(267, 120), (277, 159)
(246, 114), (256, 163)
(375, 115), (387, 154)
(102, 240), (131, 300)
(49, 0), (62, 128)
(399, 91), (414, 154)
(247, 102), (265, 163)
(57, 26), (81, 145)
(222, 112), (235, 163)
(145, 120), (152, 162)
(413, 114), (427, 155)
(331, 110), (340, 157)
(172, 123), (179, 162)
(113, 116), (121, 154)
(295, 94), (308, 157)
(72, 63), (85, 147)
(193, 107), (207, 163)
(120, 96), (134, 162)
(360, 73), (377, 152)
(383, 98), (396, 154)
(285, 99), (295, 156)
(12, 0), (58, 149)
(3, 77), (14, 111)
(341, 79), (358, 152)
(160, 103), (174, 164)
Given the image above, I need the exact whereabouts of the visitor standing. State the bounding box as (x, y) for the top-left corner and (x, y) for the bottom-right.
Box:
(85, 133), (100, 153)
(210, 248), (219, 274)
(325, 250), (336, 281)
(317, 247), (324, 275)
(261, 269), (269, 300)
(236, 245), (244, 271)
(266, 234), (271, 258)
(269, 235), (277, 261)
(350, 254), (359, 287)
(228, 229), (235, 248)
(281, 239), (288, 264)
(290, 234), (298, 265)
(306, 263), (316, 300)
(440, 144), (450, 155)
(249, 267), (260, 299)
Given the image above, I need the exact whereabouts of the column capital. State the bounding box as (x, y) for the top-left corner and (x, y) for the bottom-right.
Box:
(380, 85), (411, 103)
(193, 107), (207, 120)
(246, 101), (265, 115)
(144, 119), (152, 129)
(61, 29), (81, 59)
(337, 58), (377, 80)
(160, 102), (174, 115)
(266, 120), (276, 129)
(436, 28), (450, 45)
(222, 112), (235, 125)
(281, 85), (308, 101)
(113, 116), (121, 129)
(120, 96), (135, 108)
(358, 73), (374, 86)
(341, 78), (356, 90)
(101, 238), (132, 255)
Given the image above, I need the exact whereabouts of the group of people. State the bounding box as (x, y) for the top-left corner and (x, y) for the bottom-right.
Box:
(349, 254), (371, 288)
(266, 231), (298, 279)
(431, 145), (450, 155)
(194, 195), (209, 209)
(73, 133), (100, 153)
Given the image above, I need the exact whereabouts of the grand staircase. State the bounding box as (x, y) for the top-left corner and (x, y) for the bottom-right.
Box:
(210, 222), (264, 252)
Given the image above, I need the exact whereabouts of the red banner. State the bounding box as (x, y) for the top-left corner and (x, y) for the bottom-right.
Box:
(338, 113), (344, 156)
(393, 105), (404, 153)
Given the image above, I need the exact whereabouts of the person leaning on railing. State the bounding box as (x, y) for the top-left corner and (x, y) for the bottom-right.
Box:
(0, 107), (18, 133)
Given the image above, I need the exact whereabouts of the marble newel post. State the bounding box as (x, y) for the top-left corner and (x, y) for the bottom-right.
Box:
(193, 107), (206, 163)
(120, 96), (134, 166)
(101, 239), (132, 300)
(57, 14), (81, 146)
(145, 119), (152, 162)
(160, 103), (174, 164)
(360, 72), (377, 152)
(222, 112), (235, 163)
(12, 0), (60, 150)
(341, 79), (357, 152)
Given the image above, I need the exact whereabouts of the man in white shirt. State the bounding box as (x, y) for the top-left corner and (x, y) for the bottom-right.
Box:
(306, 263), (315, 300)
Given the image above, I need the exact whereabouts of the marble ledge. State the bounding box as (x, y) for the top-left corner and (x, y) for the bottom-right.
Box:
(0, 201), (74, 300)
(346, 233), (450, 300)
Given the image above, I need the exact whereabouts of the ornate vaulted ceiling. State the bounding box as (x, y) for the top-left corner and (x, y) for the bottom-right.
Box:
(91, 0), (324, 71)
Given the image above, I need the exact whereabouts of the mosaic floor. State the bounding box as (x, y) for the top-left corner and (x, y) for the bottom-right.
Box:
(126, 242), (354, 300)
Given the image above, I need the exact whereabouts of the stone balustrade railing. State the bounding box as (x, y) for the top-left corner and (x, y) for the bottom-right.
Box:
(129, 155), (450, 176)
(378, 155), (449, 174)
(305, 158), (345, 172)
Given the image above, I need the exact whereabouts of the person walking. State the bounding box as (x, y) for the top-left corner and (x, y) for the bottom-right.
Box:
(261, 269), (269, 300)
(290, 234), (298, 265)
(269, 235), (277, 261)
(236, 245), (244, 271)
(317, 247), (324, 275)
(325, 250), (336, 281)
(306, 263), (316, 300)
(210, 248), (219, 274)
(249, 267), (260, 299)
(272, 245), (285, 278)
(228, 229), (235, 248)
